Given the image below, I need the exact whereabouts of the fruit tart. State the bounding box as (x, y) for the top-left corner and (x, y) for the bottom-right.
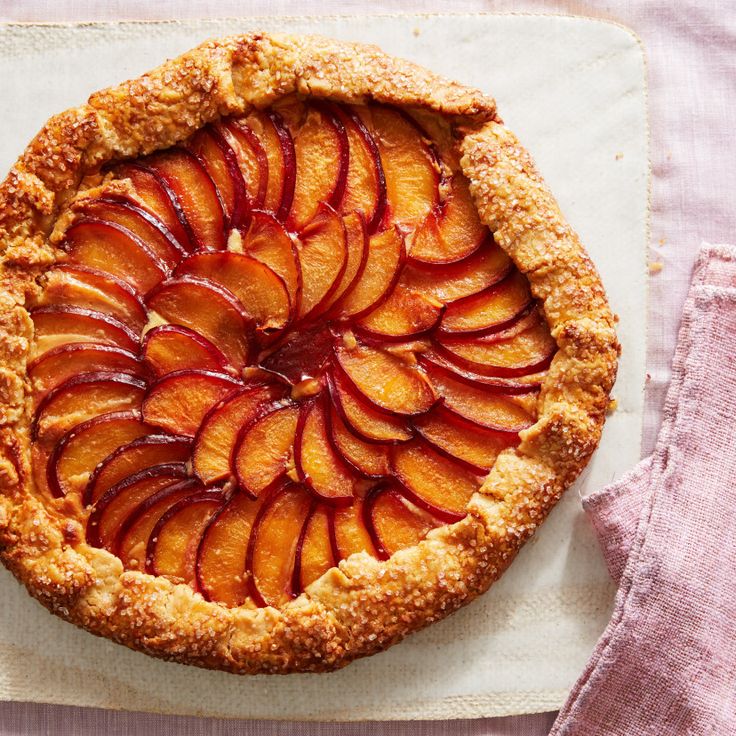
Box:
(0, 34), (618, 673)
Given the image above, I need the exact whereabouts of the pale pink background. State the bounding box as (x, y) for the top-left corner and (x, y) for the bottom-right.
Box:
(1, 1), (734, 733)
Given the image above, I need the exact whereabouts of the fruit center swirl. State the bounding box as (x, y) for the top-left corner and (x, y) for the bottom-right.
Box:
(27, 98), (556, 609)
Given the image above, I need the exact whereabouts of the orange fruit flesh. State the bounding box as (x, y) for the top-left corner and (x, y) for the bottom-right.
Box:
(34, 376), (144, 443)
(29, 98), (555, 609)
(143, 326), (229, 377)
(192, 385), (286, 484)
(336, 342), (436, 415)
(92, 470), (187, 550)
(142, 371), (239, 437)
(197, 492), (263, 606)
(297, 505), (335, 591)
(328, 407), (390, 478)
(28, 344), (142, 395)
(117, 482), (198, 570)
(335, 226), (404, 319)
(41, 268), (146, 331)
(87, 436), (192, 504)
(249, 485), (312, 607)
(149, 493), (224, 584)
(234, 405), (300, 497)
(64, 221), (166, 294)
(368, 486), (440, 558)
(361, 106), (439, 227)
(333, 495), (378, 560)
(51, 414), (149, 498)
(295, 399), (357, 503)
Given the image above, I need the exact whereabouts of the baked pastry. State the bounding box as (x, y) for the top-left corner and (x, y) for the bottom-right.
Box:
(0, 33), (618, 673)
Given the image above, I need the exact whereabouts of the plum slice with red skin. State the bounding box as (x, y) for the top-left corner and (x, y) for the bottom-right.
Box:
(338, 105), (387, 234)
(260, 323), (336, 383)
(195, 490), (265, 606)
(355, 283), (445, 342)
(438, 304), (541, 345)
(356, 106), (440, 228)
(142, 324), (233, 378)
(413, 406), (520, 474)
(192, 383), (288, 486)
(294, 396), (358, 505)
(233, 401), (300, 498)
(284, 102), (349, 231)
(146, 275), (254, 370)
(400, 241), (513, 304)
(293, 502), (335, 593)
(77, 195), (187, 268)
(62, 219), (168, 295)
(327, 404), (390, 479)
(84, 433), (193, 506)
(328, 369), (413, 444)
(47, 410), (150, 498)
(334, 340), (436, 416)
(146, 489), (226, 587)
(313, 103), (350, 212)
(246, 482), (312, 607)
(267, 111), (297, 222)
(30, 306), (139, 357)
(86, 463), (189, 549)
(142, 148), (226, 250)
(363, 484), (441, 560)
(295, 204), (348, 321)
(433, 312), (557, 378)
(438, 269), (534, 337)
(115, 478), (200, 569)
(331, 495), (378, 561)
(114, 162), (194, 250)
(176, 251), (291, 332)
(188, 125), (248, 228)
(220, 118), (269, 209)
(321, 211), (368, 315)
(28, 343), (143, 396)
(116, 488), (196, 570)
(420, 357), (536, 432)
(240, 210), (302, 307)
(32, 371), (146, 442)
(333, 225), (406, 320)
(409, 174), (488, 265)
(142, 369), (241, 437)
(229, 110), (296, 221)
(40, 265), (147, 332)
(390, 438), (478, 522)
(231, 110), (296, 220)
(418, 351), (543, 394)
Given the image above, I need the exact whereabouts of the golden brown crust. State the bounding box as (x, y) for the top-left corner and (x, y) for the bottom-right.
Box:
(0, 33), (617, 673)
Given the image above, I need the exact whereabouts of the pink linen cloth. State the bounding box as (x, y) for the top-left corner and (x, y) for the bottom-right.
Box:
(584, 244), (736, 585)
(550, 243), (736, 734)
(1, 2), (736, 735)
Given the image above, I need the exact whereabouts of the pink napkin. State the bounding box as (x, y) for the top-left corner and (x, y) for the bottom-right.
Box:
(550, 243), (736, 734)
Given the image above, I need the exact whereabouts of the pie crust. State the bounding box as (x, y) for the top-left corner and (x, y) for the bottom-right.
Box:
(0, 34), (618, 673)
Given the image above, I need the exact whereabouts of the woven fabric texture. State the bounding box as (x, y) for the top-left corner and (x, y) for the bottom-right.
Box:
(552, 243), (736, 734)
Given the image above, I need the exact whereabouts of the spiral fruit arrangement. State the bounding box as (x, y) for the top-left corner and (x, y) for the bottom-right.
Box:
(28, 98), (555, 608)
